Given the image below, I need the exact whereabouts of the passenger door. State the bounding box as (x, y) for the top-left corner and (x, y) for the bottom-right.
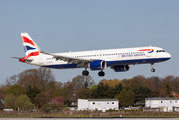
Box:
(39, 55), (43, 64)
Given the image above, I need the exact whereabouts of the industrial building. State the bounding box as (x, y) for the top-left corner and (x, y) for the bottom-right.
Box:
(78, 99), (119, 112)
(145, 98), (179, 112)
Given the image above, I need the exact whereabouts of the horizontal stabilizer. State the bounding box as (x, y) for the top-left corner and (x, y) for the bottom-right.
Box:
(11, 57), (33, 62)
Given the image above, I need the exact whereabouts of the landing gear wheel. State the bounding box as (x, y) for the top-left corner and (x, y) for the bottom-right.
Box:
(150, 63), (155, 72)
(82, 70), (89, 76)
(151, 69), (155, 72)
(98, 71), (105, 77)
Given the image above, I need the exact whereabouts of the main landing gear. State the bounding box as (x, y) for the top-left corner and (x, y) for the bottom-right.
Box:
(98, 71), (105, 77)
(150, 63), (155, 72)
(82, 69), (89, 76)
(82, 69), (105, 77)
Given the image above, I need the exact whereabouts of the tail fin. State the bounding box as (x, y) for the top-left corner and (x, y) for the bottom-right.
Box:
(21, 33), (40, 59)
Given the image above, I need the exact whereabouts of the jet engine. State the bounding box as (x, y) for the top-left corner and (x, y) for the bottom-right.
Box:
(111, 65), (130, 72)
(89, 60), (106, 70)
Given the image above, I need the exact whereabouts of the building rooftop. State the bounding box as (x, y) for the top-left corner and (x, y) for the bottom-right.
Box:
(87, 99), (118, 101)
(145, 97), (179, 100)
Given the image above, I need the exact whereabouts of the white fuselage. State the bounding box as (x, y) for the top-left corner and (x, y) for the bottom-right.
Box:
(15, 33), (171, 76)
(27, 46), (171, 69)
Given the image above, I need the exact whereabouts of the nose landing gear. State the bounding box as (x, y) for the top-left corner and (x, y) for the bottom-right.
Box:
(150, 63), (155, 72)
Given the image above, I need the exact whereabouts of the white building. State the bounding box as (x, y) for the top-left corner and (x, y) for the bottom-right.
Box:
(78, 99), (119, 112)
(145, 98), (179, 112)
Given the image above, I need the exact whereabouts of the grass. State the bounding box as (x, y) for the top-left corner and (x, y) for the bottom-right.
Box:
(0, 111), (179, 118)
(0, 115), (179, 118)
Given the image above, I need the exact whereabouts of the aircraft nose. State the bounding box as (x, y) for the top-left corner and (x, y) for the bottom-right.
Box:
(165, 52), (171, 59)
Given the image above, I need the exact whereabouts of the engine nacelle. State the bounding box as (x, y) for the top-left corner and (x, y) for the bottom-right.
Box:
(111, 65), (130, 72)
(89, 60), (106, 70)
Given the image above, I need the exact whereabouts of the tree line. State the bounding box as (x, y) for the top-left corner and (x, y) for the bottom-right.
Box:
(1, 67), (179, 110)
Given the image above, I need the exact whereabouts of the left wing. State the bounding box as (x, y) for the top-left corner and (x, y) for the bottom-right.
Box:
(41, 51), (97, 67)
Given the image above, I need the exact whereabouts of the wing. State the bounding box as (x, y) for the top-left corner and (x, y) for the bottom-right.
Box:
(41, 51), (97, 67)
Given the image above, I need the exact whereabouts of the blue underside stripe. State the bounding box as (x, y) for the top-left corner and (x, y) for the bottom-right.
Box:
(41, 58), (170, 69)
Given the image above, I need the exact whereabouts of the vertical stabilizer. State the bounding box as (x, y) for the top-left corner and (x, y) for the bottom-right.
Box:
(21, 33), (40, 59)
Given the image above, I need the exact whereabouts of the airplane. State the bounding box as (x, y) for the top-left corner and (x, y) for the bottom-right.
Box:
(12, 33), (171, 77)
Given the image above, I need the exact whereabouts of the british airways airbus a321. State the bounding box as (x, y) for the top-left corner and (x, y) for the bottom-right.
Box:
(12, 33), (171, 77)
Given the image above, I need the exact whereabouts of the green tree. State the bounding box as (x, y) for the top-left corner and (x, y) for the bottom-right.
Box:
(165, 82), (172, 97)
(17, 68), (55, 91)
(5, 84), (24, 97)
(92, 83), (104, 98)
(72, 75), (95, 89)
(0, 84), (9, 100)
(52, 88), (69, 101)
(42, 103), (65, 110)
(75, 88), (92, 99)
(92, 82), (121, 99)
(26, 85), (40, 104)
(34, 90), (54, 108)
(115, 88), (135, 107)
(4, 94), (16, 109)
(113, 83), (123, 96)
(46, 81), (58, 90)
(24, 101), (35, 109)
(90, 85), (98, 90)
(132, 86), (155, 103)
(34, 92), (47, 108)
(15, 95), (34, 110)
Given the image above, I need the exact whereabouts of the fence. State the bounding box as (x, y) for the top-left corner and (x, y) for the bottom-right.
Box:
(1, 110), (179, 117)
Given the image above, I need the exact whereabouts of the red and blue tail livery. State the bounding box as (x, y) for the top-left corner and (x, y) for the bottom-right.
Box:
(11, 33), (171, 77)
(21, 33), (39, 59)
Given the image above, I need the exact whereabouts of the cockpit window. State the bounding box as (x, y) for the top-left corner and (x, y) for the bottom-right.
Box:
(156, 50), (165, 53)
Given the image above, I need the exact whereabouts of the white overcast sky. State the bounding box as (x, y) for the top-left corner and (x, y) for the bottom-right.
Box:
(0, 0), (178, 85)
